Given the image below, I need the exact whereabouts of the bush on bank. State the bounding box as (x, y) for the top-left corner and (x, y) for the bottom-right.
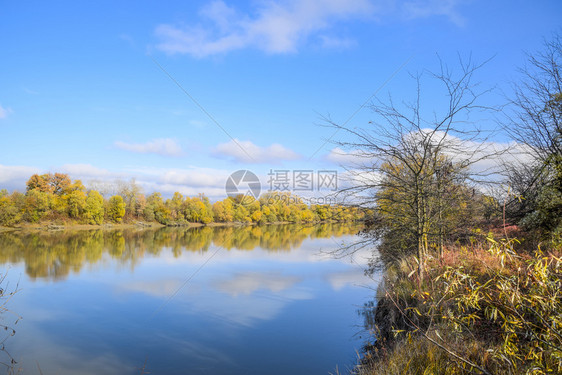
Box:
(357, 236), (562, 375)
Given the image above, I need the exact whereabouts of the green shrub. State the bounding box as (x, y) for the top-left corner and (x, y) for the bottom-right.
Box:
(361, 239), (562, 374)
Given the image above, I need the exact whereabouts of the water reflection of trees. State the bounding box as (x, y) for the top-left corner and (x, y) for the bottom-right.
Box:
(0, 223), (362, 280)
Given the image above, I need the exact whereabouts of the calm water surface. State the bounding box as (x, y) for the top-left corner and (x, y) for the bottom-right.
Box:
(0, 224), (375, 375)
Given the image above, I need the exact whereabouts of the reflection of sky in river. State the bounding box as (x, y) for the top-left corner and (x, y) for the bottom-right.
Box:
(1, 227), (379, 375)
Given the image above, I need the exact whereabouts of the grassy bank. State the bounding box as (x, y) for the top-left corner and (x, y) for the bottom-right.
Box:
(357, 235), (562, 375)
(0, 218), (360, 233)
(0, 221), (165, 232)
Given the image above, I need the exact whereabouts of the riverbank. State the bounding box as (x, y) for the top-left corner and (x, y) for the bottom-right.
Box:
(0, 221), (249, 232)
(0, 219), (359, 233)
(356, 235), (562, 375)
(0, 222), (163, 232)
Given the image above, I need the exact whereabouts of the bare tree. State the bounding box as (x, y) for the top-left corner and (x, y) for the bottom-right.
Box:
(117, 178), (144, 219)
(503, 32), (562, 235)
(328, 57), (503, 277)
(506, 33), (562, 164)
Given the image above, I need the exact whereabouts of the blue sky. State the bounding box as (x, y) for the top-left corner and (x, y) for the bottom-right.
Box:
(0, 0), (560, 199)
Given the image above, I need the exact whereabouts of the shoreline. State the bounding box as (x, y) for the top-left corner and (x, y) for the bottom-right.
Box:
(0, 221), (238, 232)
(0, 219), (358, 233)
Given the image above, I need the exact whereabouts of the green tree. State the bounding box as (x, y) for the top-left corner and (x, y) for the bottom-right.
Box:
(85, 191), (104, 224)
(183, 196), (213, 224)
(233, 204), (250, 222)
(67, 190), (87, 219)
(51, 194), (68, 216)
(24, 189), (52, 222)
(145, 192), (169, 224)
(212, 200), (232, 222)
(168, 192), (184, 221)
(246, 199), (262, 223)
(107, 195), (126, 223)
(0, 192), (21, 226)
(66, 179), (86, 193)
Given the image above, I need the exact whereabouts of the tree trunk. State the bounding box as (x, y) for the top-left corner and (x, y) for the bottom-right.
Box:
(416, 182), (425, 280)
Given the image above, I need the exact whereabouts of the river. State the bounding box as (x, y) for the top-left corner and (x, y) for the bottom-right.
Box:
(0, 223), (375, 375)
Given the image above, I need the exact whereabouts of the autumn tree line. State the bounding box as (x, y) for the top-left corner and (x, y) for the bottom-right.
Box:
(0, 172), (364, 227)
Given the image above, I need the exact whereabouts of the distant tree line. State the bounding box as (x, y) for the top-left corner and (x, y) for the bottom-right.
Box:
(0, 173), (365, 227)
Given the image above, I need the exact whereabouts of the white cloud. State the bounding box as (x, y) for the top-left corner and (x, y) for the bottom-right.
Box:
(65, 165), (230, 199)
(214, 271), (302, 297)
(0, 105), (12, 119)
(326, 268), (376, 291)
(114, 138), (183, 157)
(59, 164), (128, 192)
(326, 130), (536, 190)
(159, 168), (229, 187)
(125, 166), (234, 199)
(113, 242), (366, 327)
(0, 164), (40, 189)
(407, 129), (535, 176)
(212, 138), (300, 163)
(60, 164), (115, 179)
(139, 182), (227, 198)
(154, 0), (469, 57)
(401, 0), (467, 26)
(325, 147), (375, 165)
(119, 279), (185, 298)
(0, 163), (233, 199)
(188, 284), (314, 327)
(12, 318), (133, 375)
(155, 0), (374, 57)
(0, 163), (128, 194)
